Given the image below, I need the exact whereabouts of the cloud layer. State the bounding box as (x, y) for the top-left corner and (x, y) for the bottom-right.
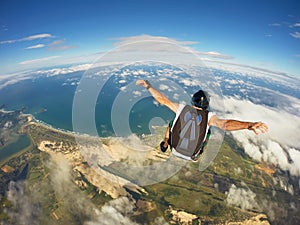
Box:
(218, 97), (300, 176)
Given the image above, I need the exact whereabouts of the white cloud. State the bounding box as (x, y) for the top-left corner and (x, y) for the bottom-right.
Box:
(24, 44), (45, 49)
(0, 33), (53, 44)
(173, 93), (179, 100)
(133, 90), (142, 97)
(120, 86), (127, 91)
(159, 84), (169, 91)
(48, 39), (77, 51)
(120, 70), (130, 77)
(226, 183), (260, 211)
(179, 78), (195, 87)
(292, 22), (300, 27)
(287, 148), (300, 176)
(269, 23), (281, 27)
(290, 32), (300, 39)
(224, 78), (242, 85)
(198, 51), (233, 59)
(118, 79), (126, 84)
(84, 197), (140, 225)
(22, 33), (53, 41)
(132, 69), (149, 76)
(19, 56), (61, 65)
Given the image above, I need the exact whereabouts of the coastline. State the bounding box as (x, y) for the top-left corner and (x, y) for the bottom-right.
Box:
(0, 109), (77, 165)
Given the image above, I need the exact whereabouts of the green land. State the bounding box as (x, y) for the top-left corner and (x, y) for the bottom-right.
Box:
(0, 110), (299, 225)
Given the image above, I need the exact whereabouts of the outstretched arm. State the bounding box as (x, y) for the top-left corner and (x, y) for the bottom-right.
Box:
(209, 115), (268, 135)
(136, 80), (179, 113)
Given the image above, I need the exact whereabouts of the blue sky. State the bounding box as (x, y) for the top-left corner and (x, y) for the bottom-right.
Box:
(0, 0), (300, 77)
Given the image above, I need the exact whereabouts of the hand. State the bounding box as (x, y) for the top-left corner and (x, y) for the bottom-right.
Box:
(136, 80), (151, 89)
(248, 122), (269, 135)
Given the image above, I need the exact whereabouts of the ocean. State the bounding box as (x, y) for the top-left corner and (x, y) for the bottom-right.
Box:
(0, 71), (174, 137)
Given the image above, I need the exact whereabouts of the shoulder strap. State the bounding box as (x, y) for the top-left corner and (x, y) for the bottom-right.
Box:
(171, 105), (209, 157)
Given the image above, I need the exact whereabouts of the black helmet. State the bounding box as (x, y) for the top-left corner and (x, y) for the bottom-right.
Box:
(191, 90), (210, 110)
